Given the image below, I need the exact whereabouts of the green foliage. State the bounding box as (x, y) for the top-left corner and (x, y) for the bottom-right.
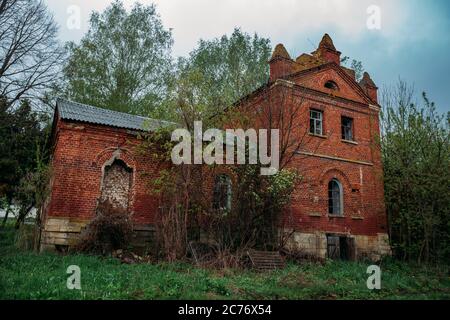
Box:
(76, 200), (133, 254)
(165, 28), (271, 122)
(62, 0), (173, 115)
(267, 169), (300, 209)
(340, 56), (365, 82)
(228, 167), (300, 250)
(137, 28), (272, 259)
(0, 230), (449, 300)
(381, 81), (450, 263)
(14, 224), (35, 251)
(0, 98), (49, 203)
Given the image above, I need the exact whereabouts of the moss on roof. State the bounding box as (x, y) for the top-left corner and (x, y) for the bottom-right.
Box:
(271, 43), (291, 60)
(294, 53), (323, 71)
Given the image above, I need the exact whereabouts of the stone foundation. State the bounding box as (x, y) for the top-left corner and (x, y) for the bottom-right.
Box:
(284, 230), (391, 261)
(40, 217), (89, 251)
(40, 216), (155, 254)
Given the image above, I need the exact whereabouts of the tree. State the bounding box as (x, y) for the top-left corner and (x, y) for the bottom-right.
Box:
(167, 28), (271, 122)
(381, 80), (450, 263)
(0, 96), (49, 227)
(0, 0), (64, 110)
(62, 1), (173, 115)
(143, 35), (320, 259)
(341, 56), (365, 82)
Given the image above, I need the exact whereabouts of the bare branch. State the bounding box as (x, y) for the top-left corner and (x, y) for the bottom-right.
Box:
(0, 0), (64, 109)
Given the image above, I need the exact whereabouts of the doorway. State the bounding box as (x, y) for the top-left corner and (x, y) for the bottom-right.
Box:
(326, 234), (355, 260)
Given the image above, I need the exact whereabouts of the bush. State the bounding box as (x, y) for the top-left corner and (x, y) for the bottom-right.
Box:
(14, 224), (35, 251)
(381, 84), (450, 263)
(76, 200), (133, 255)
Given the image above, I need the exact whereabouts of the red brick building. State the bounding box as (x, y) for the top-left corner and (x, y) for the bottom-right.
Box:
(41, 34), (390, 259)
(236, 34), (390, 260)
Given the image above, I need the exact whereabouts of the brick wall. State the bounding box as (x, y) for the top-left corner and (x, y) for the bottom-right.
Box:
(236, 70), (387, 239)
(46, 119), (162, 226)
(43, 37), (389, 257)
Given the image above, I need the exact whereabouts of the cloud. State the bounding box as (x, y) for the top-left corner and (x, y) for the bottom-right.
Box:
(153, 0), (411, 56)
(46, 0), (409, 56)
(43, 0), (450, 112)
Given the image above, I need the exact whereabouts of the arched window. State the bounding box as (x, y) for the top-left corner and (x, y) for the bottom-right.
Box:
(324, 80), (339, 90)
(213, 174), (232, 211)
(328, 178), (343, 215)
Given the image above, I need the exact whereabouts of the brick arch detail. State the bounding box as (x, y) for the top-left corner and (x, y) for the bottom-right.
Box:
(318, 167), (351, 187)
(211, 165), (238, 186)
(94, 147), (137, 170)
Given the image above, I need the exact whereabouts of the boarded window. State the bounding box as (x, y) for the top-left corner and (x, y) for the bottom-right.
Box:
(213, 174), (232, 211)
(100, 159), (132, 210)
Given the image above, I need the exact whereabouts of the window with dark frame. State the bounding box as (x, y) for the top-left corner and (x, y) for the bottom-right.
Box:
(328, 178), (343, 215)
(341, 116), (354, 141)
(310, 109), (323, 135)
(212, 174), (232, 211)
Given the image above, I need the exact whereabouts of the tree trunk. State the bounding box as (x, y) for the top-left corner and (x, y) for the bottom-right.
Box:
(1, 199), (12, 227)
(15, 203), (34, 229)
(33, 207), (43, 252)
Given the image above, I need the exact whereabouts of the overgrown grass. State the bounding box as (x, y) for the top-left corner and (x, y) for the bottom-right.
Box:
(0, 227), (449, 300)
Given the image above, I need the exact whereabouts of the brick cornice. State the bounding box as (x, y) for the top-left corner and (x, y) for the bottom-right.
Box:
(295, 151), (374, 166)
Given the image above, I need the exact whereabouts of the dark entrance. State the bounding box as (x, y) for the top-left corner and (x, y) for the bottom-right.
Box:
(326, 234), (355, 260)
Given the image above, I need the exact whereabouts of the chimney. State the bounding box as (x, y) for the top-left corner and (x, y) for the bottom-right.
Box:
(359, 72), (378, 103)
(312, 34), (341, 65)
(269, 44), (294, 81)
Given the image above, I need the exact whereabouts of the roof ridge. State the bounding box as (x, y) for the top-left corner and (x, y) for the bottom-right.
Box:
(57, 97), (149, 118)
(56, 97), (175, 123)
(55, 98), (175, 131)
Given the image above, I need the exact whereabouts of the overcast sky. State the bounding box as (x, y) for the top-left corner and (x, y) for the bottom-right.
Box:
(44, 0), (450, 113)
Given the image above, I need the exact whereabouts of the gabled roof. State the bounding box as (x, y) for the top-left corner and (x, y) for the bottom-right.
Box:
(284, 62), (377, 105)
(56, 98), (174, 131)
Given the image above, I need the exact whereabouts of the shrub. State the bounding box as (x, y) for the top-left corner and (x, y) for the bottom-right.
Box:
(14, 224), (35, 251)
(76, 200), (133, 255)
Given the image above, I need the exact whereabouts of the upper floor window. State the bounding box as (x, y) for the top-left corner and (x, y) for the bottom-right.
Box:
(328, 178), (343, 216)
(310, 109), (323, 135)
(341, 116), (354, 141)
(324, 80), (339, 90)
(213, 174), (232, 211)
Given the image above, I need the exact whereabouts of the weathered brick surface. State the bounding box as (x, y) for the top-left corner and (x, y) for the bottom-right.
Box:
(43, 34), (390, 257)
(236, 34), (389, 256)
(236, 81), (387, 239)
(46, 120), (161, 226)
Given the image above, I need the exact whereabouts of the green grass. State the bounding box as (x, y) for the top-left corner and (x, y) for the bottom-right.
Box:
(1, 227), (449, 300)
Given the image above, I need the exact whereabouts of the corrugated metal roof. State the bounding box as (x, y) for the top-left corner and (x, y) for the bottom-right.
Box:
(56, 98), (174, 131)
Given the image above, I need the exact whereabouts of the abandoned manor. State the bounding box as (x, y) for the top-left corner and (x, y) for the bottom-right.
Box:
(40, 34), (391, 260)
